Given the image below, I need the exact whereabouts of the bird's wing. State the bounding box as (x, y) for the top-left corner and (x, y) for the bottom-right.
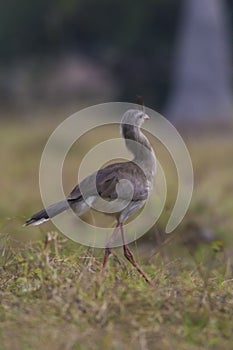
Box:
(67, 161), (149, 203)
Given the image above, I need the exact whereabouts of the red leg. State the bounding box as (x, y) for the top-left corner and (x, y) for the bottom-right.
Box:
(103, 247), (111, 268)
(120, 223), (154, 286)
(102, 222), (120, 268)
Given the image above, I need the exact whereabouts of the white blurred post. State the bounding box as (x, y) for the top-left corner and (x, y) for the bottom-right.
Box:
(165, 0), (232, 125)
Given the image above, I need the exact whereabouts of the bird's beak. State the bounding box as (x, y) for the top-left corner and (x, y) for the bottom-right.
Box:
(144, 114), (150, 120)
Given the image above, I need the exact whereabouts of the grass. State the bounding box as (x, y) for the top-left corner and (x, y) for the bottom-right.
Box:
(0, 118), (233, 349)
(1, 234), (233, 350)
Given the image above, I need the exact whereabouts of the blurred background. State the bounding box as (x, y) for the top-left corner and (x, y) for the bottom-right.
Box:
(0, 0), (232, 119)
(1, 0), (233, 248)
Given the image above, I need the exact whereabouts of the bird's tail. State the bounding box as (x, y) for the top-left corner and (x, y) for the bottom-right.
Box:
(24, 200), (70, 226)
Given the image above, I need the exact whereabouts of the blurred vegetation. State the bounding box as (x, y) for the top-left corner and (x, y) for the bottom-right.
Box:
(0, 0), (232, 109)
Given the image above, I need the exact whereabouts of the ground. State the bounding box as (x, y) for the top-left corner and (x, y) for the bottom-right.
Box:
(0, 119), (233, 349)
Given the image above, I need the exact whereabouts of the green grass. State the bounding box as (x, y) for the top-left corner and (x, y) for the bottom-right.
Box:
(1, 234), (233, 350)
(0, 120), (233, 349)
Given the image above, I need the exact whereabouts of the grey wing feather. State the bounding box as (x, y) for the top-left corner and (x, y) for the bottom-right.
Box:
(25, 162), (149, 226)
(68, 161), (149, 203)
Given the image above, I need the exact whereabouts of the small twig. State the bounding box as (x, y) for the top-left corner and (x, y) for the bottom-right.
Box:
(43, 231), (59, 264)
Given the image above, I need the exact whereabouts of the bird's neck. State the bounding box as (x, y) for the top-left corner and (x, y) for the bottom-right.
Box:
(122, 124), (156, 178)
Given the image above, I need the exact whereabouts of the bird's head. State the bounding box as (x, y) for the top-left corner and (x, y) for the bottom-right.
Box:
(121, 109), (150, 128)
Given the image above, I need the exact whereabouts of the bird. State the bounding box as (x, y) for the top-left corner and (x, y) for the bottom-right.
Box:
(25, 109), (157, 285)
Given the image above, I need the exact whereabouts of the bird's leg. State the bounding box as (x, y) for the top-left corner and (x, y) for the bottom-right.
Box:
(120, 223), (154, 286)
(102, 222), (120, 268)
(103, 248), (111, 269)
